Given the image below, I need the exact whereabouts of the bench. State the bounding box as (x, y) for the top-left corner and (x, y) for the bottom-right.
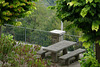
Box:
(59, 48), (85, 65)
(37, 50), (47, 59)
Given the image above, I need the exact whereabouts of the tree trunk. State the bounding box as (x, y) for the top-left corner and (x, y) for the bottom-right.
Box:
(95, 43), (100, 63)
(0, 26), (1, 38)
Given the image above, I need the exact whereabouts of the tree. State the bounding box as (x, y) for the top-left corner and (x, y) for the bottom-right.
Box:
(1, 0), (61, 47)
(54, 0), (100, 63)
(19, 1), (61, 31)
(0, 0), (38, 37)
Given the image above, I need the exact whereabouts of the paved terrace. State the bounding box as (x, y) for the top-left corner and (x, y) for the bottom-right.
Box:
(52, 61), (81, 67)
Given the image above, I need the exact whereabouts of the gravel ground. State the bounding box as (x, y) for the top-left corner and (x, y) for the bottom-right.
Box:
(51, 61), (81, 67)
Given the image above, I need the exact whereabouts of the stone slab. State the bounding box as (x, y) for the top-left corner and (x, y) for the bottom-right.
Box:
(43, 40), (77, 52)
(59, 48), (85, 60)
(50, 30), (65, 35)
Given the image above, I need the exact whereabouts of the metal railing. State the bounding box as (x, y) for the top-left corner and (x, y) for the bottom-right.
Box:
(2, 24), (52, 46)
(1, 24), (81, 48)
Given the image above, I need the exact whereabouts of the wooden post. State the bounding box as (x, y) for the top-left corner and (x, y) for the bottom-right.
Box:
(95, 43), (100, 63)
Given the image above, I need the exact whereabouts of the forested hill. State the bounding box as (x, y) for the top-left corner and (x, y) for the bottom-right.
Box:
(40, 0), (56, 6)
(17, 0), (61, 31)
(46, 0), (56, 6)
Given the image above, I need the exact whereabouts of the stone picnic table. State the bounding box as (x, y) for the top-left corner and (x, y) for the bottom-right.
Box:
(43, 40), (77, 62)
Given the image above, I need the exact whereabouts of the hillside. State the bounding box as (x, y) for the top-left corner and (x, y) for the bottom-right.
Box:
(40, 0), (56, 6)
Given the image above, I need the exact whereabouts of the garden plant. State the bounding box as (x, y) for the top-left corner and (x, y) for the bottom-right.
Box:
(0, 34), (52, 67)
(79, 45), (100, 67)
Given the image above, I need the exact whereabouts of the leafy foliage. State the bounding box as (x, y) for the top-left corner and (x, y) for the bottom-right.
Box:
(2, 0), (61, 46)
(54, 0), (100, 63)
(79, 47), (100, 67)
(0, 34), (52, 67)
(0, 0), (37, 26)
(18, 1), (61, 31)
(54, 0), (100, 47)
(0, 34), (16, 66)
(8, 43), (51, 67)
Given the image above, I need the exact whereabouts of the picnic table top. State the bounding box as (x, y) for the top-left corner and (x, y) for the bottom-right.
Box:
(43, 40), (77, 53)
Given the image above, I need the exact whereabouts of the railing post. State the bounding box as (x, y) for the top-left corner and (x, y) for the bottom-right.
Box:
(25, 26), (26, 44)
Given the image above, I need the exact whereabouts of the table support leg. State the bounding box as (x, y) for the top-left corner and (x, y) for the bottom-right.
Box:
(75, 55), (79, 61)
(41, 53), (45, 59)
(63, 48), (67, 55)
(65, 59), (69, 65)
(51, 52), (58, 62)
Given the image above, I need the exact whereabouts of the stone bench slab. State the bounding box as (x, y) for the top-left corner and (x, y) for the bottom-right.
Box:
(59, 48), (85, 65)
(37, 50), (47, 59)
(59, 48), (85, 60)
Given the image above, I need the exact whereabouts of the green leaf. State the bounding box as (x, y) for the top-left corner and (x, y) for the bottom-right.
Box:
(67, 1), (82, 7)
(80, 5), (90, 17)
(48, 6), (55, 9)
(15, 21), (22, 26)
(92, 21), (100, 32)
(0, 1), (5, 4)
(89, 10), (95, 16)
(3, 2), (9, 6)
(96, 40), (100, 46)
(91, 3), (96, 7)
(2, 16), (10, 21)
(2, 11), (6, 15)
(83, 42), (91, 48)
(94, 0), (100, 3)
(86, 0), (93, 3)
(79, 35), (90, 42)
(61, 13), (71, 18)
(98, 14), (100, 18)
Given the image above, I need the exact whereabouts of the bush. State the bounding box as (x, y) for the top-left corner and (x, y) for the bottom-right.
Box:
(79, 48), (100, 67)
(0, 34), (52, 67)
(8, 42), (52, 67)
(0, 34), (16, 67)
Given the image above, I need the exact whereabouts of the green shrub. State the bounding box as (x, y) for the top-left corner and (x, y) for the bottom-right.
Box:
(0, 34), (16, 67)
(8, 43), (51, 67)
(0, 34), (52, 67)
(79, 48), (100, 67)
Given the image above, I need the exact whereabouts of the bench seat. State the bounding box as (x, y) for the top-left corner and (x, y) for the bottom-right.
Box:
(37, 50), (47, 59)
(59, 48), (85, 65)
